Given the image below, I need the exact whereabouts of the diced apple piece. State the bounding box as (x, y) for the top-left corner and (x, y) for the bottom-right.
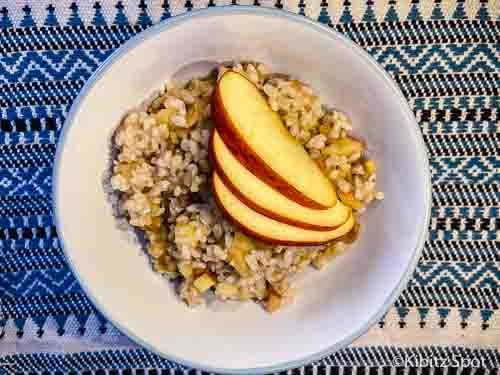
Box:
(147, 216), (163, 231)
(211, 130), (350, 230)
(153, 256), (177, 275)
(149, 240), (166, 258)
(186, 102), (200, 128)
(255, 280), (268, 300)
(323, 136), (364, 157)
(212, 173), (355, 245)
(193, 273), (216, 293)
(265, 290), (282, 313)
(174, 222), (199, 247)
(271, 278), (289, 296)
(228, 246), (251, 277)
(239, 288), (253, 300)
(232, 231), (255, 252)
(363, 159), (377, 176)
(155, 107), (176, 125)
(228, 232), (255, 277)
(338, 191), (364, 210)
(215, 283), (240, 299)
(212, 71), (336, 209)
(178, 262), (193, 278)
(192, 267), (205, 278)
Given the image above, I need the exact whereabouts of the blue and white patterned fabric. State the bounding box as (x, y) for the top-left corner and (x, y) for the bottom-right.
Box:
(0, 1), (499, 374)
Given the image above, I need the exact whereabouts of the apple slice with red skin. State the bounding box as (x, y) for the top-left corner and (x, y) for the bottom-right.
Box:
(212, 71), (336, 209)
(210, 129), (350, 231)
(212, 172), (355, 246)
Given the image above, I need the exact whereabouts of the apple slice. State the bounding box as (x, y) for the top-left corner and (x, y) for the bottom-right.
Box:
(212, 71), (336, 209)
(211, 130), (350, 231)
(212, 172), (355, 245)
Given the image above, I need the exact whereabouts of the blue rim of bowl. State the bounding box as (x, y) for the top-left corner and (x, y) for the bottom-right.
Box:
(53, 6), (432, 374)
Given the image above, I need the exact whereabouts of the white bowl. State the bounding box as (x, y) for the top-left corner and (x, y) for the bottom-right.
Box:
(54, 6), (431, 374)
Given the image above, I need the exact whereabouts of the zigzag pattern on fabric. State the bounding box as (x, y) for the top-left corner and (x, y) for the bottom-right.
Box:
(1, 45), (499, 84)
(1, 346), (500, 371)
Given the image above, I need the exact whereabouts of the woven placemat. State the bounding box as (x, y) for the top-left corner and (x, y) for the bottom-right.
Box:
(0, 1), (499, 373)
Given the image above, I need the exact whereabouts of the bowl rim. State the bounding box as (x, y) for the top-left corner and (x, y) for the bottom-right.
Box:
(53, 5), (432, 374)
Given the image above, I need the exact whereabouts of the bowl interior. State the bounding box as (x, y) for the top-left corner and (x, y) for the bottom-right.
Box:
(55, 8), (429, 373)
